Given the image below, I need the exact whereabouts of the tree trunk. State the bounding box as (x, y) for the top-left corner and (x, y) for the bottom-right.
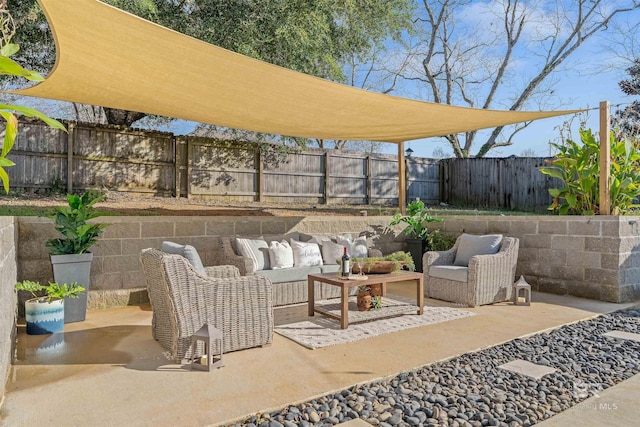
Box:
(103, 108), (147, 126)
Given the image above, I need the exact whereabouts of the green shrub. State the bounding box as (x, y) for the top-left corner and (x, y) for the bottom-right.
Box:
(539, 129), (640, 215)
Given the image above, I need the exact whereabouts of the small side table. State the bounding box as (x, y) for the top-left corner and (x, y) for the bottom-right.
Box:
(188, 324), (223, 371)
(513, 275), (531, 306)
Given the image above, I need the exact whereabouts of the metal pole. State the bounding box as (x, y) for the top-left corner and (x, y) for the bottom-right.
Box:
(398, 142), (406, 214)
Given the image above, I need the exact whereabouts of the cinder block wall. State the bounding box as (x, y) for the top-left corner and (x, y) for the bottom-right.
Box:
(16, 215), (640, 306)
(0, 217), (17, 405)
(433, 215), (640, 303)
(17, 216), (404, 308)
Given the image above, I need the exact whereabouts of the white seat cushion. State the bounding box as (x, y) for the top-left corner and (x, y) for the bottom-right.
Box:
(290, 239), (323, 267)
(268, 240), (294, 269)
(429, 265), (469, 283)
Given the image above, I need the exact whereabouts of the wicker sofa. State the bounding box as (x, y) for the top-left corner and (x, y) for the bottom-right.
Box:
(140, 248), (273, 362)
(217, 232), (382, 307)
(423, 234), (519, 307)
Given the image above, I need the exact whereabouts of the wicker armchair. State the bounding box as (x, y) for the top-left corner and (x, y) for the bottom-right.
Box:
(140, 248), (273, 362)
(423, 235), (519, 307)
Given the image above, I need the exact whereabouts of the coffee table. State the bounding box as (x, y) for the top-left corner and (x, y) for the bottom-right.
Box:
(307, 271), (423, 329)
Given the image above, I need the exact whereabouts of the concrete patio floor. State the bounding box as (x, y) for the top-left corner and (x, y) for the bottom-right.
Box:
(1, 285), (637, 427)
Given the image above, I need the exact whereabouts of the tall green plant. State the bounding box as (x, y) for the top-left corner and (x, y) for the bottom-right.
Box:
(539, 129), (640, 215)
(46, 191), (109, 255)
(389, 200), (442, 239)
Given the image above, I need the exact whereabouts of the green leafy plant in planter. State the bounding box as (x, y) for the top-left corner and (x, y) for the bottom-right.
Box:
(46, 191), (108, 255)
(45, 190), (108, 323)
(389, 200), (442, 272)
(539, 129), (640, 215)
(389, 200), (443, 239)
(15, 280), (85, 335)
(352, 251), (415, 273)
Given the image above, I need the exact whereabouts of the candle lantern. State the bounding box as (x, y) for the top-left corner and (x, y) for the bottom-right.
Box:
(513, 275), (531, 306)
(188, 324), (223, 371)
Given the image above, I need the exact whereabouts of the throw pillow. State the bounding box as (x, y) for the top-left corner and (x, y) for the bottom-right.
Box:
(268, 240), (294, 269)
(336, 235), (369, 258)
(320, 240), (346, 265)
(453, 234), (503, 267)
(290, 239), (323, 267)
(161, 241), (206, 275)
(235, 237), (270, 271)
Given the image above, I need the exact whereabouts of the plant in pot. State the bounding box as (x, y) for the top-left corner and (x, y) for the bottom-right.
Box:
(356, 285), (372, 311)
(46, 190), (108, 323)
(15, 280), (85, 335)
(389, 200), (442, 272)
(352, 251), (416, 274)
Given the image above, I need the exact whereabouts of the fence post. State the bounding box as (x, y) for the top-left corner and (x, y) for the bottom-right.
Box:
(398, 142), (406, 213)
(366, 155), (372, 204)
(186, 137), (192, 199)
(324, 151), (330, 205)
(66, 122), (75, 193)
(599, 100), (611, 215)
(257, 148), (264, 202)
(174, 136), (180, 198)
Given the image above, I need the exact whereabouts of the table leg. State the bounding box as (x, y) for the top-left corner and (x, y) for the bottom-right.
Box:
(417, 275), (424, 315)
(308, 277), (315, 317)
(340, 286), (349, 329)
(382, 282), (387, 297)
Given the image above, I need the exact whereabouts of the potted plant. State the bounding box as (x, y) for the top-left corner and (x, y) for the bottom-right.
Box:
(15, 280), (85, 335)
(356, 285), (372, 311)
(389, 200), (442, 272)
(46, 190), (108, 323)
(351, 251), (416, 274)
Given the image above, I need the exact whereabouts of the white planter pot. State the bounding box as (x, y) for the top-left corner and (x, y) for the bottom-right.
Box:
(25, 298), (64, 335)
(51, 252), (93, 323)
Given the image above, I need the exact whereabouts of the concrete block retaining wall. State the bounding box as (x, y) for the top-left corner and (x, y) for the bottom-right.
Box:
(16, 216), (405, 309)
(15, 215), (640, 306)
(0, 217), (17, 405)
(432, 215), (640, 303)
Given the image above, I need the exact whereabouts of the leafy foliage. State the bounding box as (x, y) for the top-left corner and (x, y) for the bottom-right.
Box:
(46, 191), (109, 255)
(612, 59), (640, 139)
(351, 251), (415, 273)
(539, 129), (640, 215)
(0, 5), (66, 192)
(15, 279), (85, 303)
(425, 230), (457, 251)
(389, 200), (443, 240)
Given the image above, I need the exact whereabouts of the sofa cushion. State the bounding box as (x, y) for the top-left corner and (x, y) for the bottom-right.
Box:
(290, 239), (323, 267)
(429, 265), (468, 282)
(236, 237), (270, 271)
(161, 241), (206, 275)
(320, 264), (340, 274)
(336, 235), (368, 258)
(320, 240), (346, 265)
(454, 234), (503, 267)
(268, 240), (294, 269)
(257, 266), (323, 283)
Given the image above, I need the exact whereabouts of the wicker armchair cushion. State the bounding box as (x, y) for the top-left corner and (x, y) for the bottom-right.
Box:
(162, 241), (206, 275)
(453, 234), (503, 267)
(429, 265), (468, 282)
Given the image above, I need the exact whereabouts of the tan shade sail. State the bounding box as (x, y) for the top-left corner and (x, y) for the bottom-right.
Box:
(13, 0), (581, 143)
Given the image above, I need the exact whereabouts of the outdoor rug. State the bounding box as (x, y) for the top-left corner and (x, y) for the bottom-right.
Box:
(274, 295), (476, 349)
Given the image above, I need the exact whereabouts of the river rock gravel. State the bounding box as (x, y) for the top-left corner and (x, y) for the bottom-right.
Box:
(228, 308), (640, 427)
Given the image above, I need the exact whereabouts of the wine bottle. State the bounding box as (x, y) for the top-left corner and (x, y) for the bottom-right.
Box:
(341, 246), (350, 278)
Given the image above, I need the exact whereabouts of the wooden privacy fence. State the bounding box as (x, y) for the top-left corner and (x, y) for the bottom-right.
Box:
(440, 157), (562, 212)
(6, 120), (440, 205)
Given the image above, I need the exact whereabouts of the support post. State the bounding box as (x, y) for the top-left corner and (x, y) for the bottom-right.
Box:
(398, 142), (406, 214)
(599, 101), (611, 215)
(66, 122), (75, 193)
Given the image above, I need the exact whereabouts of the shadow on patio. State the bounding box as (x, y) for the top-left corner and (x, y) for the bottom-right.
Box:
(2, 285), (634, 427)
